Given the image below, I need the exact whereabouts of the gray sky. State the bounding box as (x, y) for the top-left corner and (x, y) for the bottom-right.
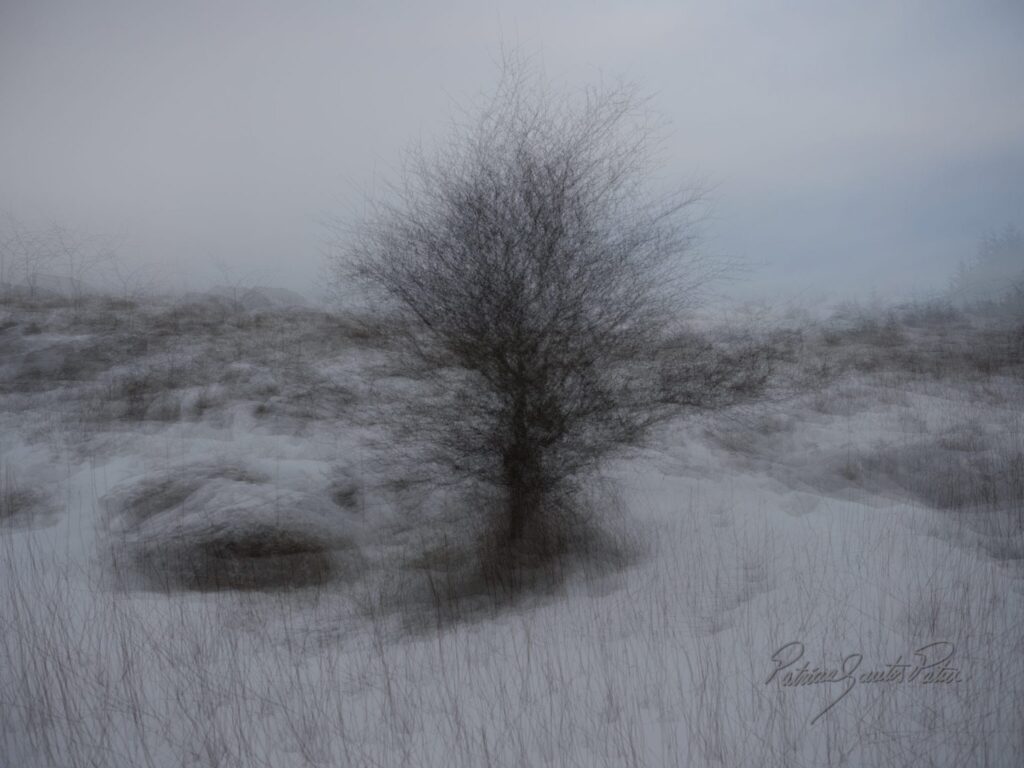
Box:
(2, 0), (1022, 302)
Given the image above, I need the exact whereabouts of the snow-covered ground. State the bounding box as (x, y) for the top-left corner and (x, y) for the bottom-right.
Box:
(1, 296), (1021, 767)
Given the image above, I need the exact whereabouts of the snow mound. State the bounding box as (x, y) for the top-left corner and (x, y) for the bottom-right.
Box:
(103, 463), (361, 591)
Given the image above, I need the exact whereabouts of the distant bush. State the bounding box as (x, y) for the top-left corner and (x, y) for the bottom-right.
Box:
(806, 302), (1023, 380)
(952, 226), (1024, 316)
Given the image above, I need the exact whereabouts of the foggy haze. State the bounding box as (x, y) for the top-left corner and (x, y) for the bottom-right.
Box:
(1, 0), (1022, 302)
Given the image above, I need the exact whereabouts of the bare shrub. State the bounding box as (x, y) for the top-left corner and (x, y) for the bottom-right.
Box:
(104, 365), (187, 422)
(658, 330), (776, 409)
(330, 309), (399, 348)
(804, 302), (1023, 382)
(896, 298), (962, 328)
(132, 525), (340, 592)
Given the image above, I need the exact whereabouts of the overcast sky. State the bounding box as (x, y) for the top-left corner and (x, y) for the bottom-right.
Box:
(1, 0), (1022, 303)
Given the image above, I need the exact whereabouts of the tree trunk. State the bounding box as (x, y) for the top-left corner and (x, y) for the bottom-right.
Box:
(503, 389), (541, 543)
(507, 479), (530, 542)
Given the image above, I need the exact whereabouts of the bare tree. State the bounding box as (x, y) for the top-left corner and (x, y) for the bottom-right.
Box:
(47, 223), (115, 311)
(0, 215), (56, 299)
(0, 216), (115, 308)
(332, 62), (748, 554)
(109, 257), (161, 306)
(0, 221), (12, 297)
